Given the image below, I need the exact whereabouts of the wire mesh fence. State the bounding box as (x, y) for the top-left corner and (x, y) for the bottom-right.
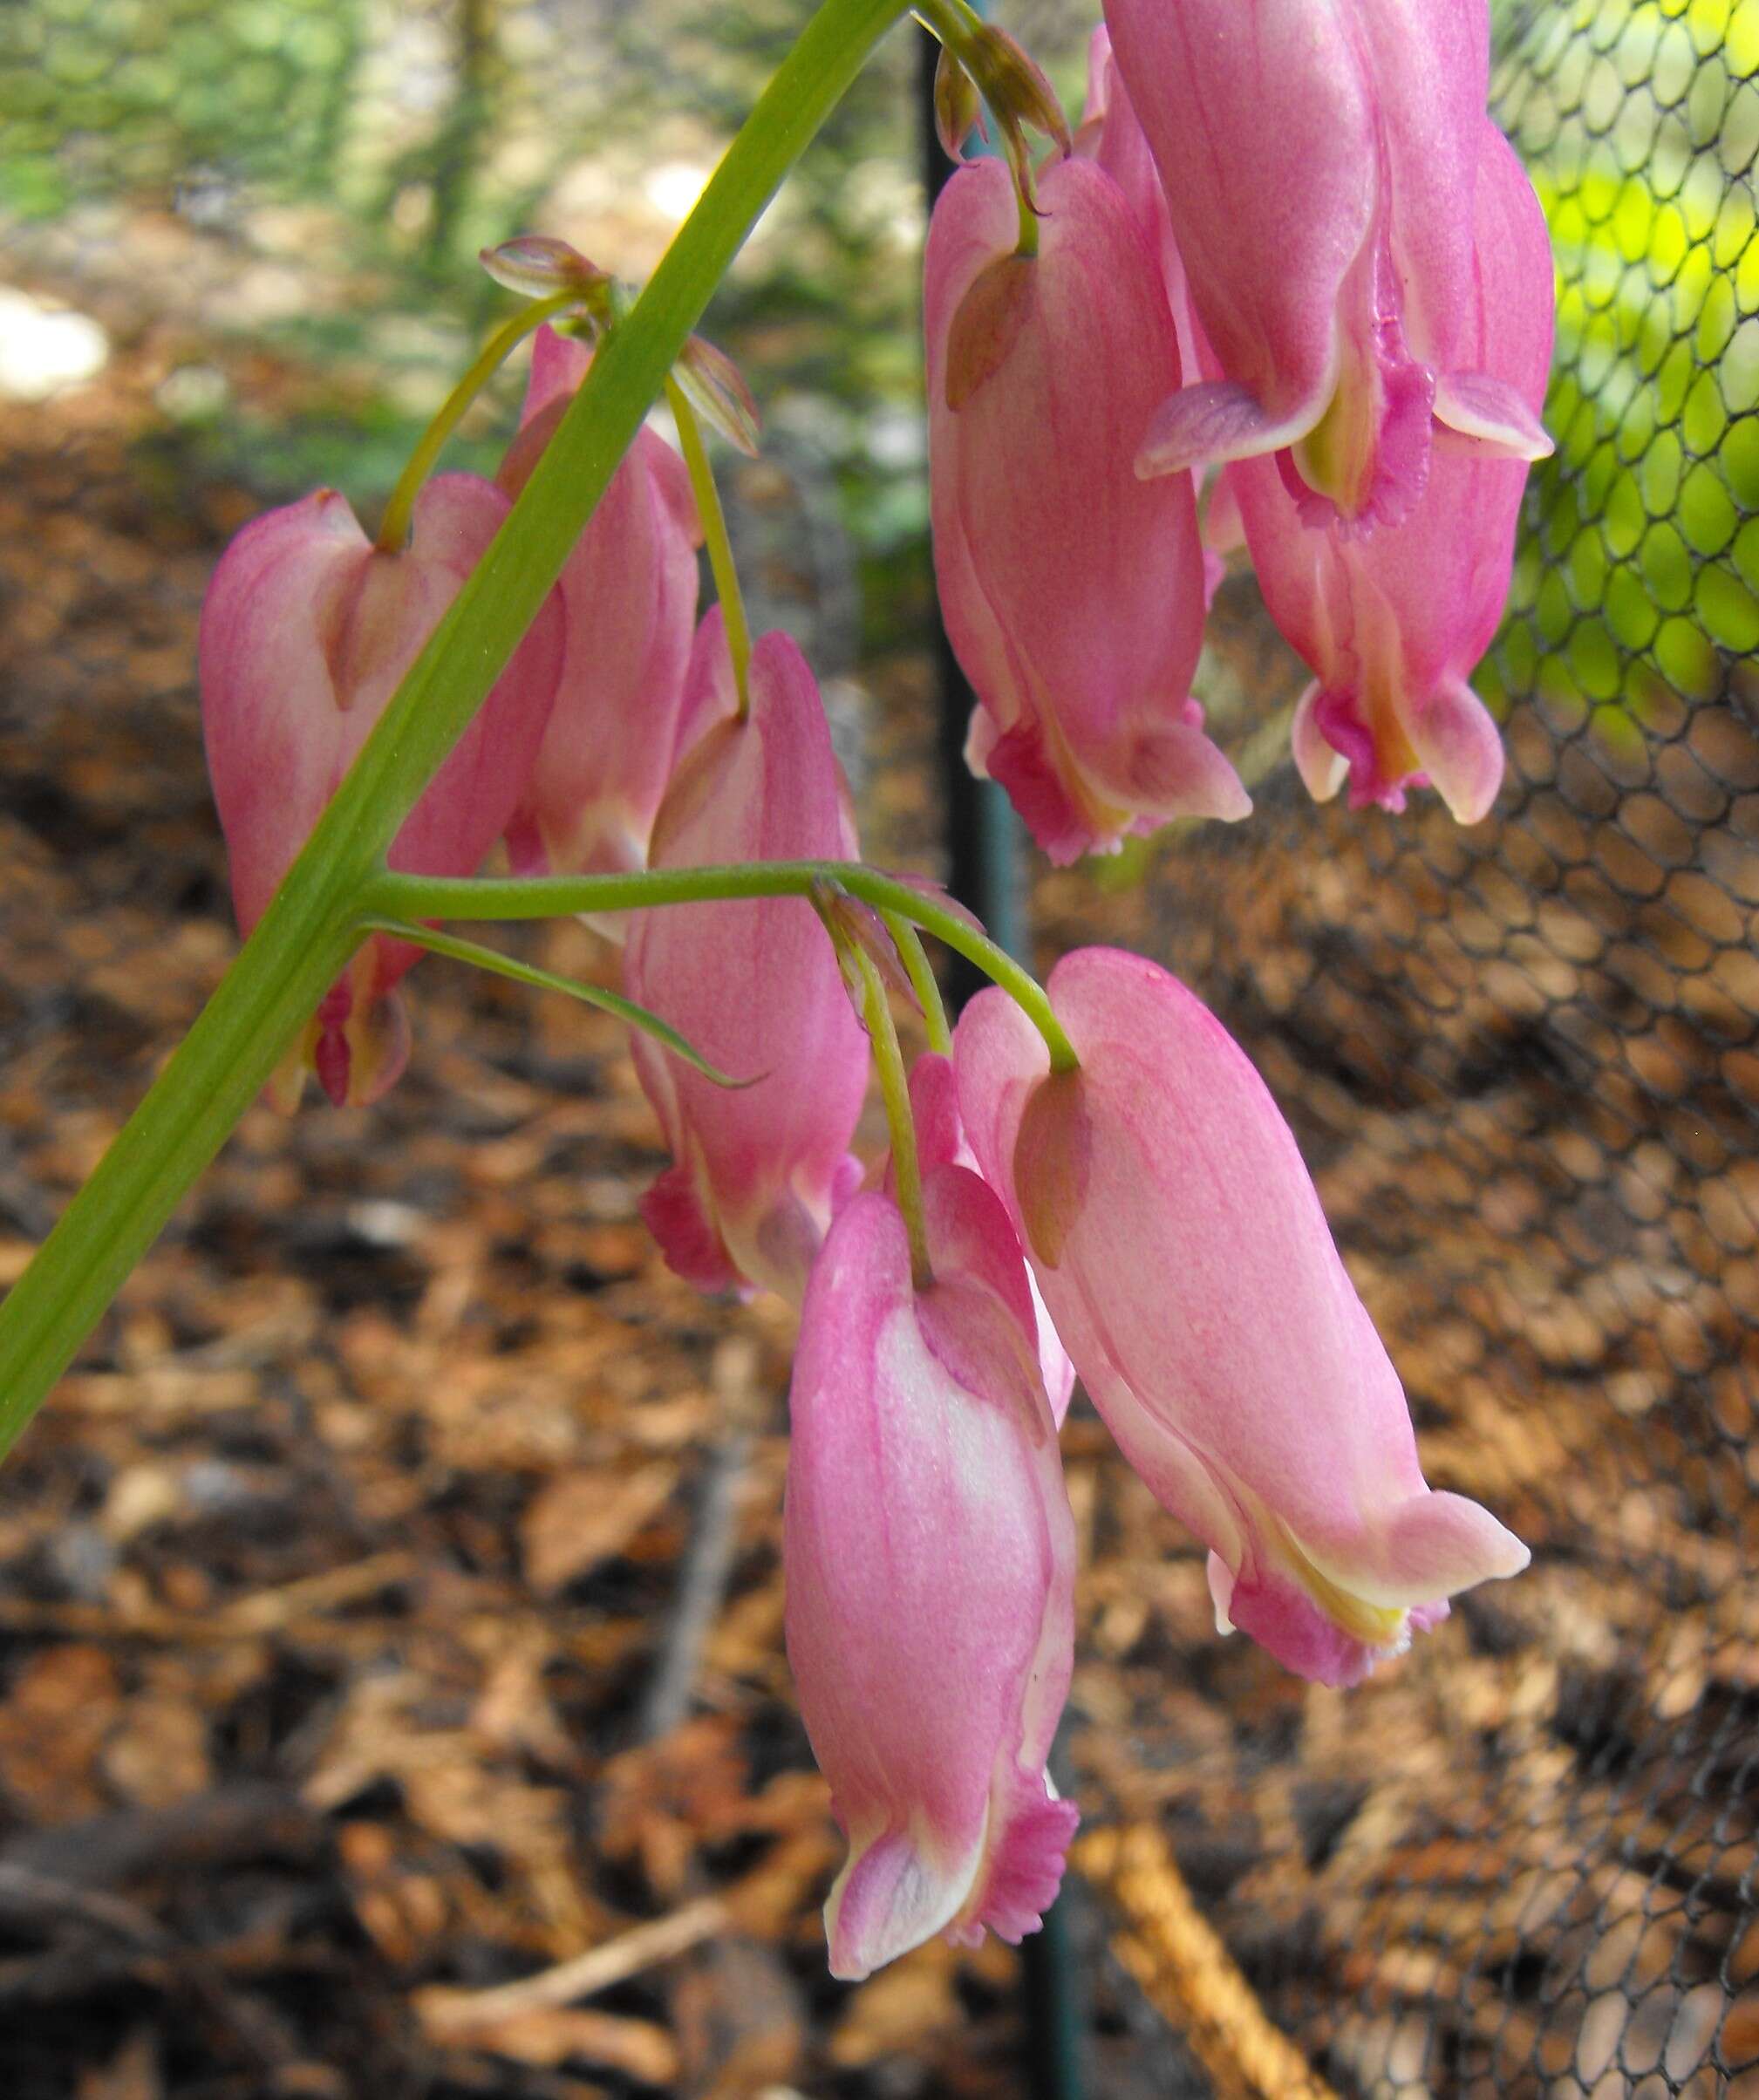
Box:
(1, 0), (1757, 2094)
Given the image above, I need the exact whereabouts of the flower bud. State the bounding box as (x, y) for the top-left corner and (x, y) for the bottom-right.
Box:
(1230, 126), (1555, 820)
(1109, 0), (1550, 535)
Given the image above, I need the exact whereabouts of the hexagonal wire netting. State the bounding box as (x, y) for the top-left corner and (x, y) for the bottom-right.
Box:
(1093, 3), (1759, 2092)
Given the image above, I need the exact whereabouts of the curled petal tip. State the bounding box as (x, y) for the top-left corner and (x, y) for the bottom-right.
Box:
(1434, 369), (1555, 460)
(1136, 381), (1320, 481)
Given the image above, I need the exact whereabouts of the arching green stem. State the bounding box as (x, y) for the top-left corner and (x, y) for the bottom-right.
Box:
(883, 909), (951, 1053)
(665, 375), (753, 719)
(361, 862), (1079, 1074)
(855, 944), (932, 1290)
(377, 286), (585, 551)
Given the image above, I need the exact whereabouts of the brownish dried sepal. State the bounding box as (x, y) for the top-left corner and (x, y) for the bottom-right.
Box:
(944, 252), (1035, 412)
(480, 235), (612, 304)
(934, 42), (985, 163)
(674, 334), (762, 457)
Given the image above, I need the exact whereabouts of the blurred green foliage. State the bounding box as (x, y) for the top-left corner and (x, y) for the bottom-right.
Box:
(1488, 0), (1759, 751)
(0, 0), (364, 220)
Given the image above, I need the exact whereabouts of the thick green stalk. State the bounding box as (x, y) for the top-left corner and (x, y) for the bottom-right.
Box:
(363, 863), (1079, 1071)
(0, 0), (910, 1460)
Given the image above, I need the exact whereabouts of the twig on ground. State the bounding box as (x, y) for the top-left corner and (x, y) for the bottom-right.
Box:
(1075, 1824), (1343, 2100)
(412, 1897), (728, 2036)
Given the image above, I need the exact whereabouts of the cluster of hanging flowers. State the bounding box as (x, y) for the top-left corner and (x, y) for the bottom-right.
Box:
(197, 0), (1551, 1982)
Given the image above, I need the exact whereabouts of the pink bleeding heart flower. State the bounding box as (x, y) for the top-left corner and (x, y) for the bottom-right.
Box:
(499, 324), (702, 882)
(785, 1162), (1078, 1979)
(1229, 124), (1556, 822)
(1110, 0), (1551, 535)
(956, 947), (1529, 1688)
(624, 630), (869, 1305)
(199, 474), (563, 1108)
(926, 154), (1249, 867)
(905, 1051), (1076, 1425)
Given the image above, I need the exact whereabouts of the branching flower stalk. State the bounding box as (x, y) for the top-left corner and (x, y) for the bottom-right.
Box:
(362, 863), (1075, 1073)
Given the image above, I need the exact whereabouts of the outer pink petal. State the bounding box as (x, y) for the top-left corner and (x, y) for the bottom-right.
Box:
(1101, 0), (1378, 443)
(1107, 0), (1491, 526)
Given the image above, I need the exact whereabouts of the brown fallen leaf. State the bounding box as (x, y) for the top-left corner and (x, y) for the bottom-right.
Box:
(521, 1462), (678, 1594)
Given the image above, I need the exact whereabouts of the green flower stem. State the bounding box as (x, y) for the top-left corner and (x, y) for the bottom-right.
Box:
(882, 908), (951, 1054)
(665, 375), (753, 719)
(0, 0), (913, 1462)
(363, 862), (1079, 1073)
(356, 917), (756, 1088)
(856, 944), (933, 1291)
(376, 286), (585, 552)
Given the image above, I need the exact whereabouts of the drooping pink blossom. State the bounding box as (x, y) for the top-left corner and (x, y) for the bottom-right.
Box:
(956, 947), (1529, 1687)
(785, 1163), (1078, 1978)
(198, 474), (563, 1107)
(1108, 0), (1551, 535)
(926, 155), (1248, 866)
(1229, 125), (1556, 820)
(624, 630), (869, 1305)
(906, 1051), (1076, 1424)
(499, 324), (702, 881)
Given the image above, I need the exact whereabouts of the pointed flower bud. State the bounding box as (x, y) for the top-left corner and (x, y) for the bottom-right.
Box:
(1109, 0), (1551, 535)
(785, 1164), (1078, 1979)
(927, 157), (1249, 865)
(673, 332), (761, 458)
(478, 235), (612, 308)
(499, 326), (703, 882)
(967, 23), (1072, 215)
(1231, 126), (1555, 821)
(624, 630), (869, 1305)
(198, 475), (563, 1107)
(933, 42), (984, 164)
(956, 948), (1530, 1687)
